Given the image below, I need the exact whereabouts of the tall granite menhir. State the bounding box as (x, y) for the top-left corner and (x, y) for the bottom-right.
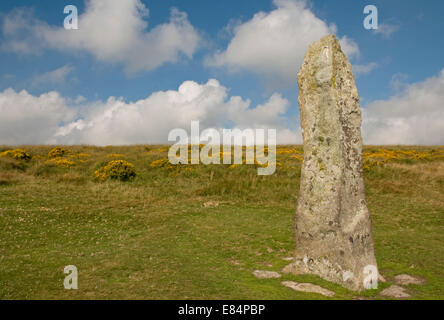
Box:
(283, 35), (378, 291)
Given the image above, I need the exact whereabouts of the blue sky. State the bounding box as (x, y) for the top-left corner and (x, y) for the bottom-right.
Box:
(0, 0), (443, 145)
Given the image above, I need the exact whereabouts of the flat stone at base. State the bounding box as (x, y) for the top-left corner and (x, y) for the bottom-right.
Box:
(394, 274), (425, 285)
(353, 296), (375, 300)
(281, 281), (335, 297)
(253, 270), (281, 279)
(282, 257), (294, 261)
(378, 274), (387, 283)
(282, 261), (297, 274)
(380, 285), (411, 299)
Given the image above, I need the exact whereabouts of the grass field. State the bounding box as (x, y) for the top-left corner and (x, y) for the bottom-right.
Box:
(0, 145), (443, 299)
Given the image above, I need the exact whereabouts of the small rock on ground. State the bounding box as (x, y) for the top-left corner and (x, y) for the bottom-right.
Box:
(281, 281), (335, 297)
(203, 201), (219, 208)
(282, 257), (294, 261)
(394, 274), (425, 285)
(253, 270), (281, 279)
(380, 285), (411, 299)
(353, 297), (375, 300)
(378, 274), (387, 283)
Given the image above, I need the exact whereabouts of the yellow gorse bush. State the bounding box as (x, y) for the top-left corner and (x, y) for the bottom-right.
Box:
(273, 147), (444, 171)
(107, 154), (126, 159)
(48, 147), (69, 158)
(45, 158), (76, 168)
(68, 153), (91, 159)
(0, 149), (31, 160)
(94, 160), (137, 182)
(145, 146), (444, 173)
(362, 148), (444, 171)
(150, 158), (171, 168)
(276, 148), (303, 155)
(149, 158), (189, 176)
(228, 158), (282, 169)
(289, 155), (303, 161)
(152, 148), (168, 153)
(150, 158), (184, 173)
(142, 148), (168, 156)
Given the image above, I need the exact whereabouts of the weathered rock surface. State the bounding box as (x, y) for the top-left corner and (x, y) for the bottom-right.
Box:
(283, 35), (378, 291)
(252, 270), (281, 279)
(281, 281), (335, 297)
(394, 274), (425, 286)
(380, 285), (411, 299)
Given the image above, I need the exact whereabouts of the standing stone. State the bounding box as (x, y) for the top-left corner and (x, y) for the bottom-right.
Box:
(283, 35), (378, 291)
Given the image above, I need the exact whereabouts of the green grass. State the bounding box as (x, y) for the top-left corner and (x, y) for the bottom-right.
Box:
(0, 145), (443, 299)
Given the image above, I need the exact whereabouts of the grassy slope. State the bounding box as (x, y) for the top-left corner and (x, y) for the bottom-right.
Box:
(0, 145), (443, 299)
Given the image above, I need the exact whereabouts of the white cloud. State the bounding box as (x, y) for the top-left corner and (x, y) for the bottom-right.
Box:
(389, 73), (409, 92)
(0, 89), (75, 145)
(363, 69), (444, 145)
(205, 0), (359, 85)
(1, 0), (201, 73)
(2, 71), (443, 146)
(0, 80), (301, 146)
(339, 35), (360, 60)
(374, 23), (400, 39)
(353, 62), (378, 76)
(31, 65), (74, 87)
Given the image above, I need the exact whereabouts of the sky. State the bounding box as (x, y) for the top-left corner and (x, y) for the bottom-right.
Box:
(0, 0), (443, 145)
